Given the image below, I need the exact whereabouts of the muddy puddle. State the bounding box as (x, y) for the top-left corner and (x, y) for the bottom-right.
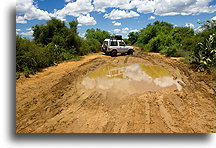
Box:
(80, 64), (184, 97)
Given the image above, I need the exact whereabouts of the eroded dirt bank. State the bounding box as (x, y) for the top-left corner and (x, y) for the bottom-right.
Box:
(16, 49), (215, 133)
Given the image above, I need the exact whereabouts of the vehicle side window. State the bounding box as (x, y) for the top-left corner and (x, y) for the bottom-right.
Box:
(119, 41), (125, 46)
(110, 41), (118, 46)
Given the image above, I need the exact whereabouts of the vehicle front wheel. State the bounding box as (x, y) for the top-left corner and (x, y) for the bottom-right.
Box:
(127, 49), (133, 55)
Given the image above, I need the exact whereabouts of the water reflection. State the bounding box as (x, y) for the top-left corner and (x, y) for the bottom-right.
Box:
(81, 64), (184, 94)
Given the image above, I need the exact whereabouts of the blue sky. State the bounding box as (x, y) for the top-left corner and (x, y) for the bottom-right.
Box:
(16, 0), (216, 38)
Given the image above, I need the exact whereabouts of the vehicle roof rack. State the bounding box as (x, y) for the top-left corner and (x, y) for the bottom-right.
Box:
(109, 35), (122, 40)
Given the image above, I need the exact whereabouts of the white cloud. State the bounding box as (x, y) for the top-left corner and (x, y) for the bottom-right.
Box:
(77, 14), (97, 26)
(129, 29), (139, 32)
(114, 29), (121, 33)
(26, 27), (32, 31)
(93, 0), (134, 12)
(112, 21), (122, 26)
(16, 0), (50, 23)
(16, 16), (27, 24)
(16, 29), (22, 35)
(114, 22), (122, 26)
(135, 0), (214, 15)
(16, 0), (33, 14)
(185, 23), (195, 29)
(20, 30), (34, 36)
(50, 0), (94, 21)
(104, 9), (140, 20)
(122, 27), (129, 33)
(136, 0), (155, 14)
(24, 5), (50, 20)
(49, 10), (67, 22)
(212, 16), (216, 21)
(111, 28), (139, 35)
(122, 28), (129, 31)
(17, 0), (95, 23)
(148, 16), (156, 20)
(94, 0), (215, 16)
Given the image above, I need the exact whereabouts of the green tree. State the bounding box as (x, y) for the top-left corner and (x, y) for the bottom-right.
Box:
(69, 20), (78, 34)
(137, 21), (173, 46)
(32, 17), (67, 45)
(85, 28), (110, 44)
(128, 32), (140, 45)
(171, 27), (194, 43)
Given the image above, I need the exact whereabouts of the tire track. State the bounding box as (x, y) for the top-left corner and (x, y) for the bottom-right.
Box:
(144, 99), (151, 133)
(157, 96), (179, 133)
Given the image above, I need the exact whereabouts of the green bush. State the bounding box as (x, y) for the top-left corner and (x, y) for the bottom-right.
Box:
(145, 36), (161, 52)
(16, 19), (109, 77)
(16, 36), (78, 76)
(86, 38), (101, 53)
(189, 34), (216, 72)
(160, 44), (178, 57)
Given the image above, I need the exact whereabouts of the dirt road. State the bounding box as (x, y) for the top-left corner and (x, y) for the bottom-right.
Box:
(16, 48), (215, 133)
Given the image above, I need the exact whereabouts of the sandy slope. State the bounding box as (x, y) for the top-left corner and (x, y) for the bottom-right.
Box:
(16, 49), (215, 133)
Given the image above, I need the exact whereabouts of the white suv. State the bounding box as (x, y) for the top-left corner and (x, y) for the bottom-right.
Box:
(102, 38), (134, 57)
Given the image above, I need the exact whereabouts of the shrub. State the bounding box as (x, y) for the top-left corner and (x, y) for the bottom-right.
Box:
(16, 36), (80, 76)
(189, 34), (216, 72)
(160, 44), (178, 57)
(17, 18), (111, 78)
(147, 36), (161, 52)
(78, 38), (101, 55)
